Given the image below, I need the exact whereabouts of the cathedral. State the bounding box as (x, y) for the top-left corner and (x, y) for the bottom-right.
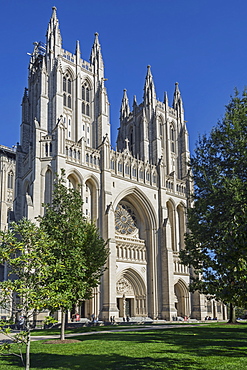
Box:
(3, 7), (226, 321)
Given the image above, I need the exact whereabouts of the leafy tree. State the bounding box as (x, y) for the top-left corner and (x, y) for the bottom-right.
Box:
(180, 90), (247, 323)
(39, 170), (109, 339)
(0, 219), (57, 370)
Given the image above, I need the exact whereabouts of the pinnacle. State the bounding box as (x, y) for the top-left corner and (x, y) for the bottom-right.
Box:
(51, 6), (57, 18)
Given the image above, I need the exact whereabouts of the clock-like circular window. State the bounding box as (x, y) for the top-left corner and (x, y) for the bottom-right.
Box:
(115, 202), (138, 235)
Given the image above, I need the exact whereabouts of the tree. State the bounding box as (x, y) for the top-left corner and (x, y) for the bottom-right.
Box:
(0, 219), (57, 370)
(39, 170), (109, 339)
(180, 90), (247, 323)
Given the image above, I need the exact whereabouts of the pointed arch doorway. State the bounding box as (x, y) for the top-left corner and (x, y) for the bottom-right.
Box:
(174, 280), (190, 318)
(116, 268), (147, 318)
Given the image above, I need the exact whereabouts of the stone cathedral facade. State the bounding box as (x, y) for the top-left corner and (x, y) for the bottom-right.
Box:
(12, 7), (226, 321)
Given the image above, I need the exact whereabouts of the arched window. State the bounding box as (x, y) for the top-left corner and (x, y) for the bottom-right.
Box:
(68, 79), (71, 94)
(170, 125), (175, 152)
(159, 119), (163, 137)
(177, 205), (185, 251)
(63, 72), (72, 108)
(82, 81), (91, 117)
(85, 179), (97, 221)
(63, 77), (66, 92)
(110, 159), (115, 170)
(86, 87), (90, 102)
(82, 102), (85, 114)
(152, 172), (156, 184)
(7, 171), (14, 189)
(132, 167), (137, 177)
(44, 169), (52, 204)
(68, 95), (71, 109)
(118, 162), (123, 173)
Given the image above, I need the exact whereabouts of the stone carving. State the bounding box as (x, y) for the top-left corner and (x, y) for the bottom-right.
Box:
(116, 277), (134, 295)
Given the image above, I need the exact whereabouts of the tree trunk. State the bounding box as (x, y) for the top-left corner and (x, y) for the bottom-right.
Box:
(60, 310), (65, 340)
(25, 330), (30, 370)
(228, 303), (236, 323)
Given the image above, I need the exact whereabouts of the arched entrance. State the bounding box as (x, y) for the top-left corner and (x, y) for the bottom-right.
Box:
(109, 187), (158, 320)
(174, 280), (190, 318)
(116, 268), (146, 318)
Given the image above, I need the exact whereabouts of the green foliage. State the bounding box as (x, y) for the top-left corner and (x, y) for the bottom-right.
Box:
(0, 220), (59, 368)
(235, 306), (247, 319)
(38, 170), (109, 311)
(0, 219), (57, 313)
(180, 90), (247, 309)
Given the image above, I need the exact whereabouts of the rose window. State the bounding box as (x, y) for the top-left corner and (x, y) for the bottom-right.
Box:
(115, 202), (138, 235)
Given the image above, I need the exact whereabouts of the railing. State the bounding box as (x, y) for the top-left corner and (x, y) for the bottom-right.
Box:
(85, 147), (100, 169)
(110, 150), (157, 187)
(116, 236), (146, 263)
(62, 49), (75, 63)
(65, 139), (82, 164)
(81, 60), (93, 72)
(173, 255), (189, 274)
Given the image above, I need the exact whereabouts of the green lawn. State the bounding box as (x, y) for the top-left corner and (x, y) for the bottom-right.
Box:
(0, 323), (246, 369)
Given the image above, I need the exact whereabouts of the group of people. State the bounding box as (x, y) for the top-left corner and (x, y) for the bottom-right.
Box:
(109, 316), (130, 323)
(110, 316), (115, 324)
(205, 316), (217, 320)
(71, 313), (80, 322)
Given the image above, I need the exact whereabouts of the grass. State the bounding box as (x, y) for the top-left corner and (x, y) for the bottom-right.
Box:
(0, 323), (246, 369)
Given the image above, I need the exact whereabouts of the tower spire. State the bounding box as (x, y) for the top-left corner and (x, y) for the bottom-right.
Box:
(90, 32), (104, 80)
(172, 82), (183, 110)
(120, 89), (130, 121)
(46, 6), (62, 56)
(143, 65), (156, 107)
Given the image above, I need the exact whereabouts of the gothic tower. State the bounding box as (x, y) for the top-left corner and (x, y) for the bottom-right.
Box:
(15, 6), (110, 222)
(12, 7), (224, 322)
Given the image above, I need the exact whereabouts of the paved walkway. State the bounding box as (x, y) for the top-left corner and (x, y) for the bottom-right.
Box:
(31, 324), (197, 341)
(0, 324), (197, 343)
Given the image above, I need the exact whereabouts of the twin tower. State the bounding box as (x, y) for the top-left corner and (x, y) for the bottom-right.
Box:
(13, 7), (219, 322)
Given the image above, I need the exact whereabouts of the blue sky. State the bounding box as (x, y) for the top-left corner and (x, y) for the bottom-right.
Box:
(1, 0), (247, 152)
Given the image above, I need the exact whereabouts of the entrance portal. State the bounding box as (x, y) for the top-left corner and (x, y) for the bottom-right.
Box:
(116, 268), (147, 318)
(174, 280), (190, 318)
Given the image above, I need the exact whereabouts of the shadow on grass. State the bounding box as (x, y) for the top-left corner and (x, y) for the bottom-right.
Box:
(0, 352), (200, 369)
(1, 324), (246, 369)
(72, 324), (247, 358)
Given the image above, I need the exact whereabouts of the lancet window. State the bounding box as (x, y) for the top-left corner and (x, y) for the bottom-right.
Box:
(7, 171), (14, 189)
(63, 73), (72, 108)
(82, 81), (91, 117)
(170, 124), (175, 153)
